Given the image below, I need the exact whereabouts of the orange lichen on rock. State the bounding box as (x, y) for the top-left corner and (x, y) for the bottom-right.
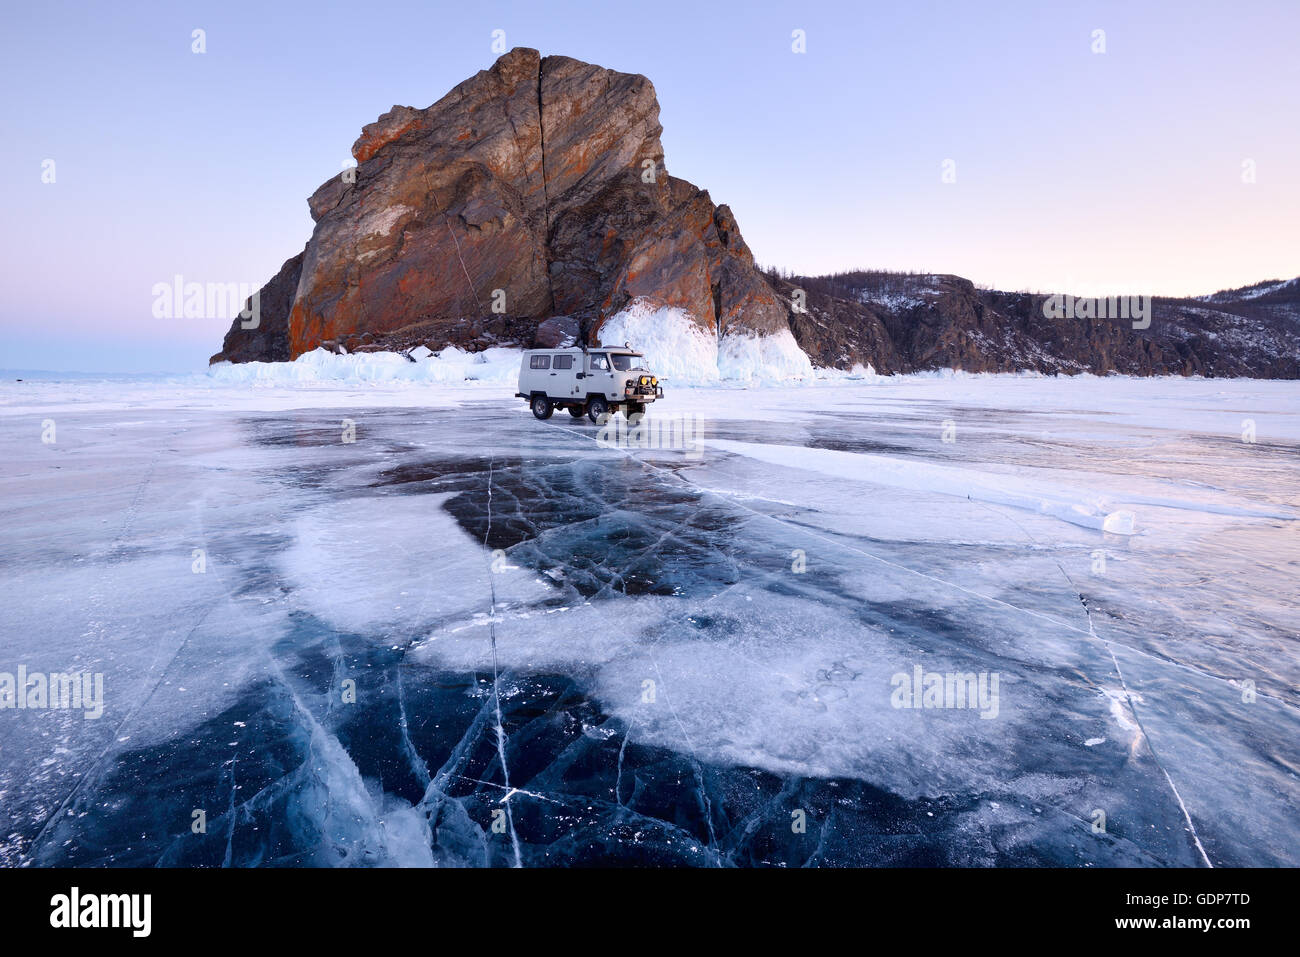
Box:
(352, 106), (422, 164)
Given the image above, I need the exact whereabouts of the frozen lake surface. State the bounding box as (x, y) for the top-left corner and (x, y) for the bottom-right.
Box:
(2, 373), (1297, 866)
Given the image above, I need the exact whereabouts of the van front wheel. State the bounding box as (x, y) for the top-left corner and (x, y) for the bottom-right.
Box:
(531, 396), (554, 420)
(587, 397), (609, 424)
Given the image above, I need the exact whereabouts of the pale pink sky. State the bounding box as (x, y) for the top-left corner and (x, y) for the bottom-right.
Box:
(2, 0), (1297, 371)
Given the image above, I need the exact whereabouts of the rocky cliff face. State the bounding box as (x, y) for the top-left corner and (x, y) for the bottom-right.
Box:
(212, 48), (786, 363)
(775, 272), (1300, 378)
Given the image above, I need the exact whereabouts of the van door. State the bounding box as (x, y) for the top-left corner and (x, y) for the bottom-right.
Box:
(525, 352), (551, 394)
(587, 352), (615, 398)
(552, 353), (578, 397)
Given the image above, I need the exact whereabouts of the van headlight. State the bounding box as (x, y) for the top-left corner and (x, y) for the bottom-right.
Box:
(638, 375), (649, 386)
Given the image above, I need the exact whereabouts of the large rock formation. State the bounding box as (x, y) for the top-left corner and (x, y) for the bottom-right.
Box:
(212, 48), (786, 363)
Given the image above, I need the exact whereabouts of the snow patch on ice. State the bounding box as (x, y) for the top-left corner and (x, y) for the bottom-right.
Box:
(1101, 689), (1139, 733)
(411, 584), (1043, 796)
(280, 494), (548, 636)
(1102, 510), (1137, 535)
(700, 439), (1295, 532)
(702, 438), (1124, 532)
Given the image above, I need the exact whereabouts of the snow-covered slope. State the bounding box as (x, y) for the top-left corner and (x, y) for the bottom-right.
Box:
(597, 299), (814, 385)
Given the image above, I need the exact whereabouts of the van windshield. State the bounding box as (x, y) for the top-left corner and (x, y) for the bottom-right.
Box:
(608, 354), (646, 372)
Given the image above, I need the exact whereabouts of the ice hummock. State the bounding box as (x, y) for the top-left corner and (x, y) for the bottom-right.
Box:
(209, 344), (522, 385)
(597, 298), (815, 384)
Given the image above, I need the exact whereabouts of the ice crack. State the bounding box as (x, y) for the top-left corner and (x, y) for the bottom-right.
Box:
(483, 457), (523, 867)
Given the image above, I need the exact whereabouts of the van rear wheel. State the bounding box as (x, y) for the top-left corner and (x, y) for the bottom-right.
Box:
(587, 397), (609, 424)
(531, 396), (553, 420)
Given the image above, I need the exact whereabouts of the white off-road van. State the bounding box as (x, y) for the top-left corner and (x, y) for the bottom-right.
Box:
(517, 346), (664, 422)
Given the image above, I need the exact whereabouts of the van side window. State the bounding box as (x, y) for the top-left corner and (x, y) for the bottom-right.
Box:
(589, 354), (609, 371)
(553, 355), (573, 370)
(530, 355), (551, 370)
